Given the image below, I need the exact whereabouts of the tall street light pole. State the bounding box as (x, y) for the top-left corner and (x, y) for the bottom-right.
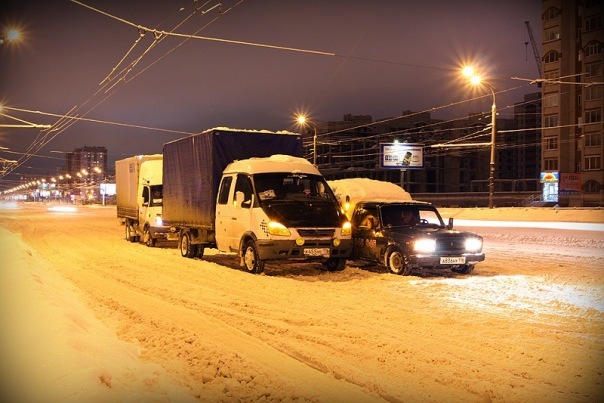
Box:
(463, 67), (497, 209)
(296, 115), (318, 166)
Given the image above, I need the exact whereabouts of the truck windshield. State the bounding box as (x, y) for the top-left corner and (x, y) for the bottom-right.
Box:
(150, 185), (163, 207)
(253, 173), (337, 205)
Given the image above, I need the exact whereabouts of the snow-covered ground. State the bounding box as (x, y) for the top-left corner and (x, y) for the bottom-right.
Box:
(0, 201), (603, 402)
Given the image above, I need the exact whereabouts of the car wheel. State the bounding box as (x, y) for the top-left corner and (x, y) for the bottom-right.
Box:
(242, 240), (265, 274)
(143, 226), (155, 247)
(452, 264), (474, 274)
(323, 258), (346, 271)
(180, 232), (196, 258)
(386, 248), (411, 275)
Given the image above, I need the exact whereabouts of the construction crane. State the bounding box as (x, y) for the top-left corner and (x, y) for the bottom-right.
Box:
(524, 21), (543, 81)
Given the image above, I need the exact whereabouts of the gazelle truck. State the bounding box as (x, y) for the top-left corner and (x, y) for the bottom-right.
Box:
(115, 154), (177, 246)
(162, 128), (352, 274)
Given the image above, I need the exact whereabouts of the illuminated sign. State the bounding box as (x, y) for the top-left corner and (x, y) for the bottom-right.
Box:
(560, 173), (582, 195)
(380, 143), (424, 169)
(100, 183), (116, 195)
(540, 171), (559, 183)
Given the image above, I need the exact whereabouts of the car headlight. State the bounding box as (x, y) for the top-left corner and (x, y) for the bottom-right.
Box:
(268, 221), (291, 237)
(341, 221), (352, 237)
(414, 238), (436, 253)
(155, 216), (163, 226)
(465, 237), (483, 252)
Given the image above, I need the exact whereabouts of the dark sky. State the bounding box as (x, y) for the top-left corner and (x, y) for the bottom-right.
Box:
(0, 0), (541, 186)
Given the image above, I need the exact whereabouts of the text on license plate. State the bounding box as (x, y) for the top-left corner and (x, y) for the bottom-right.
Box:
(440, 257), (466, 264)
(304, 248), (330, 257)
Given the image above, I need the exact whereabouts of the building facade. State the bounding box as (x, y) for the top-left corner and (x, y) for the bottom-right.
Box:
(542, 0), (603, 206)
(66, 146), (108, 202)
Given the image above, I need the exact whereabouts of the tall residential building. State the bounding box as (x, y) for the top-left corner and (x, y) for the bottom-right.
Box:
(66, 146), (108, 187)
(542, 0), (603, 206)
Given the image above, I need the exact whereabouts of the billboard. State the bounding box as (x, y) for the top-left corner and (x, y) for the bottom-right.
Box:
(559, 173), (582, 195)
(380, 143), (424, 169)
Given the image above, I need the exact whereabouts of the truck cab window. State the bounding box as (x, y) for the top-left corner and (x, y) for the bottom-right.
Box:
(142, 187), (150, 206)
(151, 186), (163, 206)
(218, 176), (233, 205)
(235, 175), (253, 208)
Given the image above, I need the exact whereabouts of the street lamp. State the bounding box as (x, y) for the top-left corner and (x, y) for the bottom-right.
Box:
(462, 67), (497, 209)
(0, 28), (20, 45)
(296, 114), (318, 166)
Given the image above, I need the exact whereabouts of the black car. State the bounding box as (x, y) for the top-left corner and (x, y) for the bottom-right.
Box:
(350, 200), (485, 275)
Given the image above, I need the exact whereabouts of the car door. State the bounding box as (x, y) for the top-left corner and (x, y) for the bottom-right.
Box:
(352, 207), (379, 261)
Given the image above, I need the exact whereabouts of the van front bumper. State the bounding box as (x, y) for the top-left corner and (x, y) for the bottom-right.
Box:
(256, 239), (353, 261)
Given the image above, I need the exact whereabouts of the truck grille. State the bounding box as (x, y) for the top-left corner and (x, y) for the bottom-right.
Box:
(297, 229), (335, 238)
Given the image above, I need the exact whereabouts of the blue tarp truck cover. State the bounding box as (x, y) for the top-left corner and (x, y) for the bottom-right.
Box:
(162, 128), (302, 229)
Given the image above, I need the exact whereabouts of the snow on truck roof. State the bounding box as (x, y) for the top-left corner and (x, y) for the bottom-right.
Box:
(223, 154), (320, 175)
(206, 127), (299, 136)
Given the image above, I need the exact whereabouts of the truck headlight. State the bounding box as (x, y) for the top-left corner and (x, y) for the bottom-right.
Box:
(341, 221), (352, 237)
(465, 237), (483, 252)
(268, 221), (291, 237)
(414, 238), (436, 253)
(155, 216), (163, 226)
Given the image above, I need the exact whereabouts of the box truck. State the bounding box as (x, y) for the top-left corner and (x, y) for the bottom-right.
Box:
(162, 128), (352, 274)
(115, 154), (177, 246)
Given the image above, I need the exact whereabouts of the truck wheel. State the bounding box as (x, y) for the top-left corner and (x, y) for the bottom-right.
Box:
(242, 240), (265, 274)
(452, 264), (474, 274)
(125, 224), (136, 243)
(196, 245), (205, 258)
(180, 233), (196, 258)
(143, 226), (155, 247)
(386, 248), (411, 275)
(323, 258), (346, 272)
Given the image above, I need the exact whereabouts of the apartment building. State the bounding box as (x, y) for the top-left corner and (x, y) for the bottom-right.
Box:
(542, 0), (603, 206)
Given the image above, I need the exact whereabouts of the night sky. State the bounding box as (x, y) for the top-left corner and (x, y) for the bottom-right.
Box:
(0, 0), (541, 187)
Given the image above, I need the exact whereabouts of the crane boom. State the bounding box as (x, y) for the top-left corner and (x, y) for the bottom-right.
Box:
(525, 21), (542, 79)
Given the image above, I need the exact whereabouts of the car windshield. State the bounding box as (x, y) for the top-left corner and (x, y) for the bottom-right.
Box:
(252, 173), (337, 205)
(379, 204), (444, 228)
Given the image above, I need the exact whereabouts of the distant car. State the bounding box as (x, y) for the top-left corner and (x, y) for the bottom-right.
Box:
(349, 200), (485, 275)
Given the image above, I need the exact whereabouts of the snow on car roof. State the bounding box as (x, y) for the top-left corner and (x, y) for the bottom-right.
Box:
(328, 178), (412, 219)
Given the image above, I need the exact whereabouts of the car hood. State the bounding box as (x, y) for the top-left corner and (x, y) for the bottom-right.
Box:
(380, 227), (481, 240)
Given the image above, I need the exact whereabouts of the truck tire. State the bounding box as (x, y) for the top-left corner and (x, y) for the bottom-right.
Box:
(386, 247), (411, 275)
(452, 264), (474, 274)
(179, 233), (196, 258)
(323, 258), (346, 272)
(242, 240), (265, 274)
(143, 225), (155, 247)
(125, 223), (136, 243)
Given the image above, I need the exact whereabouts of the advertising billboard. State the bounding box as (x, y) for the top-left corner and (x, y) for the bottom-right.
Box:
(380, 143), (424, 169)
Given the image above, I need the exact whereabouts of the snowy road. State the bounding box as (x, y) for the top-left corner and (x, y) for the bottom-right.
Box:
(1, 203), (603, 402)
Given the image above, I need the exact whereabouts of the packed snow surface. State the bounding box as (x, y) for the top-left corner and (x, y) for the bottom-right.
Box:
(1, 199), (603, 402)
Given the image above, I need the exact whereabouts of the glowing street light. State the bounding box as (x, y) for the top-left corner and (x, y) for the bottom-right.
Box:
(0, 28), (20, 45)
(462, 66), (497, 209)
(296, 114), (318, 166)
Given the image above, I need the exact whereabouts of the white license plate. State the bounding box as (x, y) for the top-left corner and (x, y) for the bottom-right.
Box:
(440, 257), (466, 264)
(304, 248), (330, 257)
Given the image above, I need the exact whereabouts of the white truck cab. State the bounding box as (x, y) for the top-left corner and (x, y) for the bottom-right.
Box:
(213, 155), (352, 273)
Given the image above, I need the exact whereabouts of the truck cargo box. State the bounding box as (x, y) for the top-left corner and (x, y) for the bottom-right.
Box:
(115, 154), (162, 219)
(162, 128), (301, 229)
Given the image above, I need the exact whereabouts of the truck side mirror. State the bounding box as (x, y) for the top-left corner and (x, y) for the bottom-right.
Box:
(447, 217), (454, 230)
